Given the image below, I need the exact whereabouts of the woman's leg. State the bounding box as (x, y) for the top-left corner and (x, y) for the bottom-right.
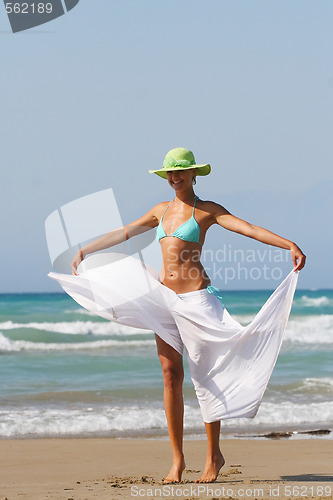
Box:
(155, 334), (185, 483)
(195, 420), (225, 483)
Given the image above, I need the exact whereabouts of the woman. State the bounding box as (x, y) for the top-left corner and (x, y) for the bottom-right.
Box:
(62, 147), (305, 484)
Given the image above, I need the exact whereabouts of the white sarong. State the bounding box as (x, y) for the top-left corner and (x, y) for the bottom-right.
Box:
(48, 254), (298, 423)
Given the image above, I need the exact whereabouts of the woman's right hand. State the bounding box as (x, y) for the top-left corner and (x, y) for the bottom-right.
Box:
(71, 249), (84, 276)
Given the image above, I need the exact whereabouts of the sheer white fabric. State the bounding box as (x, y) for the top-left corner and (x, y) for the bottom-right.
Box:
(49, 254), (298, 423)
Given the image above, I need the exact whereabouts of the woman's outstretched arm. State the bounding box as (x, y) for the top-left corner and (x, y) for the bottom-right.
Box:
(70, 205), (161, 275)
(212, 204), (306, 271)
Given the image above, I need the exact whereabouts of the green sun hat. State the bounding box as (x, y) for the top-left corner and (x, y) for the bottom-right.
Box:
(149, 147), (211, 179)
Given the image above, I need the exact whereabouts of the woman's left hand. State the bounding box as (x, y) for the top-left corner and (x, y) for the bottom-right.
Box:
(291, 244), (306, 271)
(71, 249), (84, 275)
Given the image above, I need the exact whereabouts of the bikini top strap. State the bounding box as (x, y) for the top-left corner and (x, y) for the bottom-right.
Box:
(162, 197), (198, 220)
(192, 195), (199, 214)
(160, 201), (172, 221)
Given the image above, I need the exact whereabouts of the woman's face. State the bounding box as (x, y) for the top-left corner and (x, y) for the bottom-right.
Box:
(166, 168), (196, 192)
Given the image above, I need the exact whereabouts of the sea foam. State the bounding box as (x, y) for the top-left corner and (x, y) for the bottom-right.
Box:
(0, 320), (147, 336)
(299, 295), (332, 307)
(0, 400), (332, 438)
(0, 332), (155, 353)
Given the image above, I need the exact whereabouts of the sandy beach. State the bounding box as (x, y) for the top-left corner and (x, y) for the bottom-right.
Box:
(1, 437), (332, 500)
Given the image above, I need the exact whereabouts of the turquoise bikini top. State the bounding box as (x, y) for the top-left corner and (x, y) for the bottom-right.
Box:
(156, 196), (201, 244)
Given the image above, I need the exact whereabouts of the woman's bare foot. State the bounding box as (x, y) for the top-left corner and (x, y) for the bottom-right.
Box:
(163, 457), (186, 484)
(195, 452), (225, 483)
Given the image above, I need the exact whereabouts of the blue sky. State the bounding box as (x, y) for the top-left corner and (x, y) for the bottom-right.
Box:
(1, 0), (332, 292)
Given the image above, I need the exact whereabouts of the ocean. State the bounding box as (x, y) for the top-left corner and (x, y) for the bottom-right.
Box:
(1, 287), (332, 439)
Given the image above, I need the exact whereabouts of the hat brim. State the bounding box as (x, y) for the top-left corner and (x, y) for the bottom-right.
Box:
(149, 164), (211, 179)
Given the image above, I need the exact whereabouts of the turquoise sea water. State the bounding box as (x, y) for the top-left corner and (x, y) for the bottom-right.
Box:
(1, 288), (332, 439)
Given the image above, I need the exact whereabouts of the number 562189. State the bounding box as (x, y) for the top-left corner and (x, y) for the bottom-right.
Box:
(6, 3), (53, 14)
